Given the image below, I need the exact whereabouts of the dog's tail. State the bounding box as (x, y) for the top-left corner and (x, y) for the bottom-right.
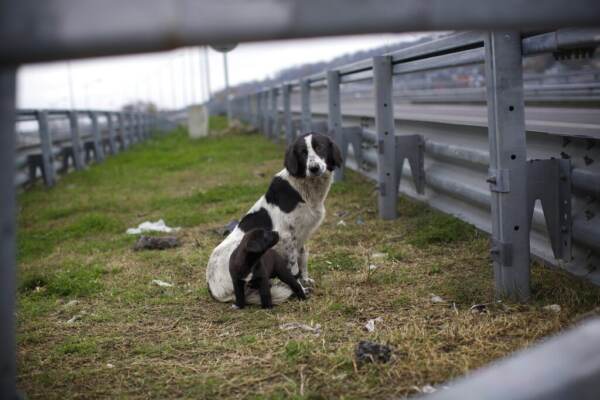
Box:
(245, 281), (293, 305)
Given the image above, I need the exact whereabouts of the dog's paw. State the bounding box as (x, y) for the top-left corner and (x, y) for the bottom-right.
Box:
(300, 277), (315, 288)
(231, 304), (242, 310)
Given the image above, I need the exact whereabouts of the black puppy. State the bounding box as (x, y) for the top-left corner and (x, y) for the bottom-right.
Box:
(229, 228), (307, 309)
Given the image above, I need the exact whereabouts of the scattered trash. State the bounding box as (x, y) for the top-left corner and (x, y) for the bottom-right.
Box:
(413, 384), (450, 393)
(63, 300), (79, 308)
(133, 235), (181, 251)
(337, 220), (347, 227)
(364, 317), (383, 333)
(543, 304), (562, 313)
(430, 294), (446, 304)
(370, 252), (387, 260)
(106, 363), (115, 369)
(214, 220), (239, 236)
(355, 217), (365, 225)
(355, 341), (392, 364)
(470, 303), (488, 314)
(66, 311), (87, 324)
(335, 210), (349, 218)
(152, 279), (174, 288)
(279, 322), (322, 335)
(368, 264), (379, 271)
(421, 385), (437, 394)
(126, 219), (180, 235)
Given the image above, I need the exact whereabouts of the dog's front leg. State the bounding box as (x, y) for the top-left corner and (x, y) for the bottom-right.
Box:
(298, 246), (314, 288)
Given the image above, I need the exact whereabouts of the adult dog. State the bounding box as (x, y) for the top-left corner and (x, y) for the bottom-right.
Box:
(206, 132), (342, 305)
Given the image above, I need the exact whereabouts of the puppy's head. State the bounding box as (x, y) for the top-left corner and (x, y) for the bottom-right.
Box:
(244, 228), (280, 254)
(284, 132), (342, 178)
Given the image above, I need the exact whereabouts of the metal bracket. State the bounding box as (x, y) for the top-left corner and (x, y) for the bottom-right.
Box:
(490, 239), (513, 266)
(395, 134), (425, 194)
(527, 159), (572, 260)
(487, 168), (510, 193)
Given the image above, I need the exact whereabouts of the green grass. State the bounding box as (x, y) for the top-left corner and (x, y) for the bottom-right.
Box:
(16, 118), (600, 399)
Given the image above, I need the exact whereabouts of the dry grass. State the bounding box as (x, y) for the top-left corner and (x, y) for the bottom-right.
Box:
(17, 117), (600, 399)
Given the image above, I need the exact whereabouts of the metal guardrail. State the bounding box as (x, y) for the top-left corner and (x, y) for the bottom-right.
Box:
(231, 29), (600, 298)
(14, 110), (179, 188)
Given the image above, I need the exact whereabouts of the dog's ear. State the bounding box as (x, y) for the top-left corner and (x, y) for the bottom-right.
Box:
(327, 139), (343, 170)
(284, 145), (300, 177)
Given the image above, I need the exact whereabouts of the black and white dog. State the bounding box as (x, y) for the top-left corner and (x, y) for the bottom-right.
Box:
(206, 132), (342, 305)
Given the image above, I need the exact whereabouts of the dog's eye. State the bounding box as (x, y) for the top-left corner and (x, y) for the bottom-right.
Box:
(313, 144), (319, 151)
(302, 149), (308, 156)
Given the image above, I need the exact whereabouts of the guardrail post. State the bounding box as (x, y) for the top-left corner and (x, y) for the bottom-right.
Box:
(269, 87), (278, 139)
(128, 112), (136, 144)
(301, 79), (311, 132)
(282, 83), (293, 145)
(68, 111), (85, 170)
(373, 56), (398, 220)
(106, 112), (117, 154)
(0, 67), (17, 400)
(137, 113), (144, 140)
(37, 110), (57, 186)
(261, 91), (269, 136)
(266, 89), (274, 138)
(89, 111), (105, 162)
(327, 70), (345, 182)
(117, 113), (128, 150)
(484, 31), (530, 301)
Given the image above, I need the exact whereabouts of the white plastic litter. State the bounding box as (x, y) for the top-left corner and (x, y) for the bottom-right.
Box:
(106, 363), (115, 369)
(337, 220), (347, 227)
(126, 219), (181, 235)
(364, 317), (383, 333)
(430, 294), (445, 303)
(368, 264), (379, 271)
(152, 279), (174, 288)
(370, 252), (387, 260)
(543, 304), (562, 313)
(279, 322), (322, 335)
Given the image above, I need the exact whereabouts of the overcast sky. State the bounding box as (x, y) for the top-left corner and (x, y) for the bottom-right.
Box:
(17, 33), (423, 111)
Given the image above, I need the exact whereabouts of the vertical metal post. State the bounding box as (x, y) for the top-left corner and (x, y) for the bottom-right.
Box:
(0, 67), (17, 400)
(484, 31), (530, 301)
(300, 79), (311, 132)
(118, 113), (128, 149)
(373, 56), (398, 220)
(266, 89), (274, 138)
(37, 110), (56, 186)
(68, 111), (85, 170)
(89, 111), (105, 162)
(223, 52), (231, 125)
(128, 112), (136, 144)
(135, 112), (142, 142)
(105, 112), (117, 154)
(327, 70), (344, 182)
(269, 87), (277, 139)
(282, 83), (293, 145)
(261, 91), (268, 136)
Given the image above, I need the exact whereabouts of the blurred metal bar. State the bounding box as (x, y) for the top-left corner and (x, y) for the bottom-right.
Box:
(484, 31), (530, 301)
(421, 318), (600, 400)
(36, 110), (57, 186)
(2, 1), (599, 64)
(0, 67), (17, 400)
(106, 112), (118, 154)
(68, 111), (85, 169)
(301, 79), (311, 132)
(373, 55), (398, 220)
(327, 70), (344, 182)
(282, 83), (293, 145)
(89, 111), (105, 162)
